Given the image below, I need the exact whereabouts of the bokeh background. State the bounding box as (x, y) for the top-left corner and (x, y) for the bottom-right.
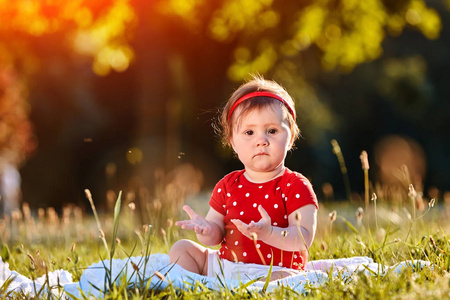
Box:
(1, 0), (449, 219)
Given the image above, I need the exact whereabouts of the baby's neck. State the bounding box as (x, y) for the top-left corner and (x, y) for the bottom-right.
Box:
(244, 166), (286, 183)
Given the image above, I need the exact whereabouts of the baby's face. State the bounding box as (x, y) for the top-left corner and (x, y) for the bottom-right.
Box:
(230, 105), (292, 177)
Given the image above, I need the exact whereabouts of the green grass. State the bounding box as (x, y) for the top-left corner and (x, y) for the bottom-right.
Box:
(1, 192), (450, 299)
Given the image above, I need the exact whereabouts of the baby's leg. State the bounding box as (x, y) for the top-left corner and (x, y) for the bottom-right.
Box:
(169, 239), (210, 275)
(268, 270), (299, 281)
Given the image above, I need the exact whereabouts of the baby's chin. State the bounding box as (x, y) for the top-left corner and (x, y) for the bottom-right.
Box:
(247, 164), (282, 175)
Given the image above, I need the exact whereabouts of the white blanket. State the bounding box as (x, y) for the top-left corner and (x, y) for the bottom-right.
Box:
(0, 254), (431, 298)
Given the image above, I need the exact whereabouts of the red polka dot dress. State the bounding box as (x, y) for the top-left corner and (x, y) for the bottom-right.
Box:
(209, 168), (318, 270)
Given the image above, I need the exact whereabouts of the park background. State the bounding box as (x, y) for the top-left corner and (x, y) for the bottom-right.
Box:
(1, 0), (450, 218)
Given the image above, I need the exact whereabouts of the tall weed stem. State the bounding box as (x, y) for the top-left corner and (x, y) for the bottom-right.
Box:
(331, 140), (352, 202)
(84, 189), (109, 257)
(372, 193), (378, 232)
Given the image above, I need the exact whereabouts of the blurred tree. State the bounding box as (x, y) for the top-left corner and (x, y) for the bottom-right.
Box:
(0, 0), (446, 208)
(0, 66), (36, 214)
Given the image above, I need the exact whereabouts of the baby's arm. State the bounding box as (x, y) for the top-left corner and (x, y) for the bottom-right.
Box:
(232, 204), (317, 251)
(175, 205), (225, 246)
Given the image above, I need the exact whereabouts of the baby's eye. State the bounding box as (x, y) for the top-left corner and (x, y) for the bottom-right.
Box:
(245, 130), (254, 135)
(268, 128), (277, 134)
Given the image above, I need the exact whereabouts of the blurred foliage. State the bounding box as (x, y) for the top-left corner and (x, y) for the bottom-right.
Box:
(0, 0), (135, 75)
(0, 0), (447, 208)
(160, 0), (442, 77)
(0, 0), (442, 76)
(0, 66), (36, 167)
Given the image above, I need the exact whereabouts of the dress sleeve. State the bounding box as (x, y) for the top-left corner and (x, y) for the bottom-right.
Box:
(284, 174), (318, 216)
(209, 178), (227, 216)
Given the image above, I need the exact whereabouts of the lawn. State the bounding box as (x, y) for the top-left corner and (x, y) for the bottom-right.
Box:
(1, 186), (449, 299)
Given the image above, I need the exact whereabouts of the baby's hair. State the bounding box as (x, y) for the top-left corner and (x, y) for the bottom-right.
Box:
(218, 75), (300, 148)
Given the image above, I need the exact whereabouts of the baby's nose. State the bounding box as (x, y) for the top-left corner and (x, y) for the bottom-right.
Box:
(256, 135), (269, 146)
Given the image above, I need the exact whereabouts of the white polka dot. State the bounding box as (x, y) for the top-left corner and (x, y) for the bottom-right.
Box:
(240, 211), (244, 215)
(284, 215), (287, 219)
(267, 254), (272, 258)
(285, 197), (288, 201)
(243, 252), (247, 257)
(235, 241), (238, 245)
(223, 205), (226, 208)
(238, 185), (243, 188)
(276, 187), (280, 190)
(282, 194), (285, 198)
(279, 263), (283, 267)
(245, 193), (250, 197)
(227, 193), (231, 197)
(274, 204), (278, 208)
(259, 185), (263, 189)
(256, 244), (261, 248)
(273, 222), (278, 226)
(287, 183), (291, 187)
(253, 203), (257, 208)
(294, 254), (297, 259)
(265, 194), (269, 199)
(227, 210), (229, 214)
(303, 181), (308, 185)
(296, 194), (300, 198)
(225, 246), (228, 249)
(233, 201), (237, 206)
(218, 188), (222, 193)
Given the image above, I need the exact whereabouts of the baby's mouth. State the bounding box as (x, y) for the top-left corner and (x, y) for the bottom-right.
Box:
(253, 152), (269, 158)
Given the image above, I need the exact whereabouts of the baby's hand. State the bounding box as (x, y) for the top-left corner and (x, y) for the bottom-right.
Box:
(175, 205), (213, 236)
(231, 205), (272, 241)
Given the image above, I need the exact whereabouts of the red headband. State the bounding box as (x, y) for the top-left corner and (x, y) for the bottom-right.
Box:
(227, 91), (295, 121)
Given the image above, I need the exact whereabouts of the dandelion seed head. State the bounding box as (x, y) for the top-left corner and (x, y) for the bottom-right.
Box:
(27, 253), (35, 264)
(430, 236), (437, 247)
(408, 184), (417, 199)
(360, 150), (369, 170)
(128, 202), (136, 210)
(331, 139), (341, 154)
(84, 189), (92, 200)
(155, 271), (166, 281)
(329, 210), (337, 222)
(131, 262), (140, 271)
(355, 207), (364, 222)
(429, 198), (435, 208)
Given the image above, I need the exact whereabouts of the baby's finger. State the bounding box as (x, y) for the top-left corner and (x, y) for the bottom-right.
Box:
(180, 223), (196, 231)
(183, 205), (198, 219)
(258, 205), (271, 222)
(201, 227), (210, 235)
(194, 225), (208, 235)
(231, 219), (249, 233)
(175, 221), (184, 227)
